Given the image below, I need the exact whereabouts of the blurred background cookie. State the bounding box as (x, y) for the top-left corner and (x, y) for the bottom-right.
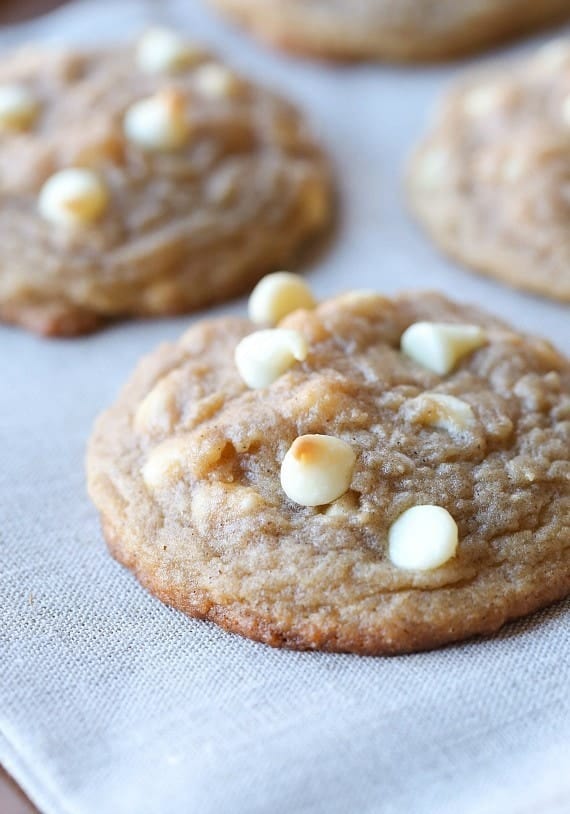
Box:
(208, 0), (570, 62)
(408, 38), (570, 302)
(0, 31), (332, 337)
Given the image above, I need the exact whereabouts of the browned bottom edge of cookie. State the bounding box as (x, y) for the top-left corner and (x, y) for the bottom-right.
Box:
(0, 301), (106, 338)
(1, 208), (336, 339)
(100, 516), (570, 656)
(406, 192), (570, 303)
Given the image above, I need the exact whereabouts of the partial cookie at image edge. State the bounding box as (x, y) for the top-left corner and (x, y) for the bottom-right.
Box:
(407, 40), (570, 303)
(207, 0), (570, 63)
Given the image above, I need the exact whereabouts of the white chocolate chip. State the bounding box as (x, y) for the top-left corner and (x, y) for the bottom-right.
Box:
(416, 147), (450, 189)
(462, 84), (510, 118)
(142, 439), (185, 491)
(410, 393), (476, 434)
(388, 505), (458, 571)
(401, 322), (487, 375)
(280, 434), (356, 507)
(0, 84), (39, 130)
(38, 168), (108, 227)
(123, 91), (189, 151)
(248, 272), (316, 326)
(193, 63), (238, 98)
(235, 329), (307, 389)
(136, 28), (201, 74)
(134, 380), (178, 435)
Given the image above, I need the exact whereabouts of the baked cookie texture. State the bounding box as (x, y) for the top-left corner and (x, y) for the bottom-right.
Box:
(0, 34), (331, 336)
(408, 39), (570, 302)
(87, 279), (570, 655)
(208, 0), (570, 62)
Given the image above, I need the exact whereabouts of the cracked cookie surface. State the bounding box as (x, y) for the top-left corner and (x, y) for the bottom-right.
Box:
(208, 0), (570, 62)
(408, 38), (570, 301)
(87, 288), (570, 654)
(0, 36), (331, 336)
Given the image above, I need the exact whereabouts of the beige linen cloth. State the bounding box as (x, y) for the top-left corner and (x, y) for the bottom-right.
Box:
(1, 1), (569, 812)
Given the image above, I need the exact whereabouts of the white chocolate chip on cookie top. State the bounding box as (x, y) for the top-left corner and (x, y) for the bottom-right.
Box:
(407, 393), (476, 434)
(235, 329), (308, 389)
(280, 435), (356, 507)
(142, 439), (186, 492)
(123, 90), (190, 151)
(136, 28), (202, 74)
(0, 84), (39, 131)
(462, 83), (515, 118)
(193, 63), (239, 98)
(388, 505), (458, 571)
(401, 322), (487, 375)
(38, 168), (108, 227)
(414, 147), (451, 190)
(248, 272), (316, 326)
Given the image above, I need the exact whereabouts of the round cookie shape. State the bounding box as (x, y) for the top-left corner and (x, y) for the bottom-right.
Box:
(208, 0), (570, 63)
(0, 35), (331, 337)
(87, 282), (570, 655)
(407, 39), (570, 302)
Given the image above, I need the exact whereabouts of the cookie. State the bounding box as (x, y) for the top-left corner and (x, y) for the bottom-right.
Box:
(87, 274), (570, 655)
(0, 31), (331, 337)
(407, 39), (570, 301)
(208, 0), (570, 62)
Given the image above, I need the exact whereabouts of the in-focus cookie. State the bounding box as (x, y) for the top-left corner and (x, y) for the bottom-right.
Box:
(407, 38), (570, 301)
(0, 31), (331, 336)
(87, 273), (570, 654)
(208, 0), (570, 62)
